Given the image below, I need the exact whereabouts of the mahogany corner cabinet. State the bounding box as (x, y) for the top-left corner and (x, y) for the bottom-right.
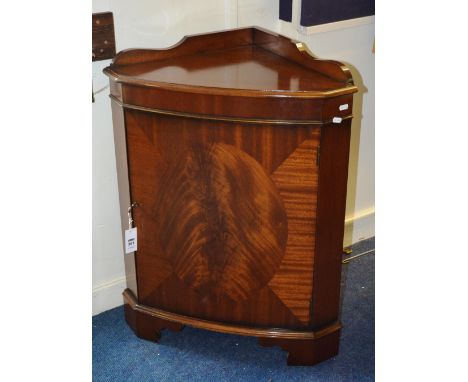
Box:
(104, 27), (358, 366)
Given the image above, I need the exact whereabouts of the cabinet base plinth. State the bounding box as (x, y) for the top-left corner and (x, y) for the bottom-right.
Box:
(123, 289), (340, 366)
(258, 331), (340, 366)
(124, 300), (184, 342)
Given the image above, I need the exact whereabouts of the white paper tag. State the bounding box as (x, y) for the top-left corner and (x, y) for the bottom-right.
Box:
(339, 104), (349, 111)
(125, 227), (137, 254)
(333, 117), (342, 124)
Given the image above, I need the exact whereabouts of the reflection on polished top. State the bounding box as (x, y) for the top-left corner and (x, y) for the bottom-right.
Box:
(111, 46), (345, 93)
(104, 27), (357, 98)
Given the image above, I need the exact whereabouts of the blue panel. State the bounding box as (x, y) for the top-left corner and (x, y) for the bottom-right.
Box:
(279, 0), (293, 22)
(300, 0), (374, 26)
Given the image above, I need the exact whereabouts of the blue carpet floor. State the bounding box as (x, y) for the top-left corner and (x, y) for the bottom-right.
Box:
(93, 237), (374, 381)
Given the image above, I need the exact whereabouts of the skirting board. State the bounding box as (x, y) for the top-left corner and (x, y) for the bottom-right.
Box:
(93, 276), (127, 315)
(343, 208), (375, 248)
(297, 15), (375, 35)
(92, 208), (375, 316)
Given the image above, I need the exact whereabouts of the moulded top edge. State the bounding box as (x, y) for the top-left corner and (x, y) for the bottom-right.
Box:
(103, 27), (358, 98)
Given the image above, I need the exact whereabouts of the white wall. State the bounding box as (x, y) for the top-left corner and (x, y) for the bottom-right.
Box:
(92, 0), (239, 315)
(236, 0), (375, 245)
(92, 0), (375, 315)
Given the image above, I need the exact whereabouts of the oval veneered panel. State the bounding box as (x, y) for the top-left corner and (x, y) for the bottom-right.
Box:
(154, 143), (288, 301)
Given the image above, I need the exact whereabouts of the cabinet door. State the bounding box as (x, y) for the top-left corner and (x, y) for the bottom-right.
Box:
(125, 109), (321, 329)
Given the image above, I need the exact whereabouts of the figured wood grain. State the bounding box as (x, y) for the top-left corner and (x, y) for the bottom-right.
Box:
(145, 274), (304, 328)
(124, 109), (320, 328)
(154, 142), (288, 300)
(124, 110), (314, 306)
(107, 26), (356, 366)
(269, 139), (319, 324)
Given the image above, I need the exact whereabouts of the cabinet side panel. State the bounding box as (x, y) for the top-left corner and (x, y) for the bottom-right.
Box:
(310, 120), (352, 328)
(111, 99), (138, 297)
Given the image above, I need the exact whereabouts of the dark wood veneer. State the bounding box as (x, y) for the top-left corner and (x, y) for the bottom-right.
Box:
(311, 119), (353, 328)
(121, 85), (328, 122)
(92, 12), (116, 61)
(105, 27), (357, 366)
